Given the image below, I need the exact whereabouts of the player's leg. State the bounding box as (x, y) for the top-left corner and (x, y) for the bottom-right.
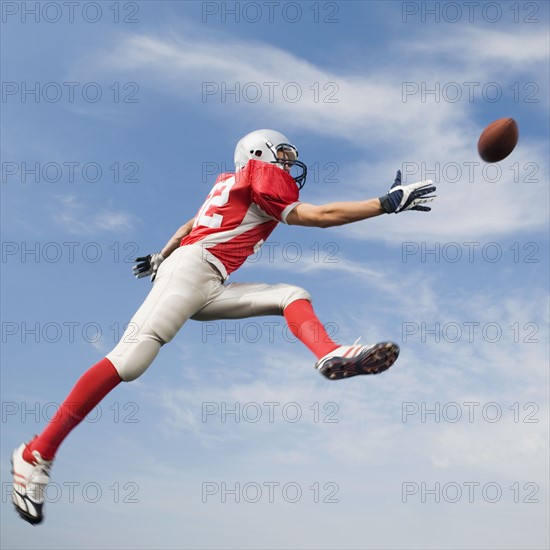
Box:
(12, 245), (221, 523)
(22, 358), (121, 462)
(284, 297), (399, 380)
(282, 298), (340, 359)
(11, 356), (121, 524)
(191, 282), (338, 358)
(105, 245), (219, 382)
(192, 281), (399, 380)
(21, 257), (191, 463)
(28, 245), (214, 455)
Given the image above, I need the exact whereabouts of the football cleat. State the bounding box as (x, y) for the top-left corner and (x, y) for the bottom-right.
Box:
(315, 340), (400, 380)
(11, 441), (53, 525)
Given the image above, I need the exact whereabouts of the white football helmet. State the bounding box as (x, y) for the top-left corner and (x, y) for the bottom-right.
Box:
(234, 129), (307, 189)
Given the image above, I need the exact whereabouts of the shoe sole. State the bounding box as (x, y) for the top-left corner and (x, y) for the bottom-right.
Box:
(11, 455), (44, 525)
(318, 341), (400, 380)
(12, 491), (43, 525)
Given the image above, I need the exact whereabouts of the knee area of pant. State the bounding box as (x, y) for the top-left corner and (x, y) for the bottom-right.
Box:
(113, 359), (141, 382)
(107, 339), (161, 382)
(279, 285), (312, 309)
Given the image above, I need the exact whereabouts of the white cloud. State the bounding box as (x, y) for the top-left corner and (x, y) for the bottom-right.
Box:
(140, 253), (549, 485)
(52, 194), (136, 235)
(72, 25), (549, 243)
(243, 251), (440, 317)
(406, 27), (550, 69)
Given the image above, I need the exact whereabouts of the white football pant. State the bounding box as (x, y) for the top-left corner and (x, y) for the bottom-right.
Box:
(107, 245), (311, 381)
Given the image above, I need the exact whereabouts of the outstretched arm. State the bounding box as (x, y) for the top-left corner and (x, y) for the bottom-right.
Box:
(286, 199), (384, 228)
(286, 171), (435, 228)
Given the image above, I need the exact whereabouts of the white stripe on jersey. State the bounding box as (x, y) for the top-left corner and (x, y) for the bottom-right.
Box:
(195, 202), (272, 279)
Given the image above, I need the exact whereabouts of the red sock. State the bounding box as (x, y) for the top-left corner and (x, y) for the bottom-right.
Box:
(25, 357), (122, 461)
(283, 299), (339, 359)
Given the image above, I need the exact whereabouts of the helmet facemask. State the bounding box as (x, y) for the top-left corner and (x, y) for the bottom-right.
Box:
(266, 141), (308, 190)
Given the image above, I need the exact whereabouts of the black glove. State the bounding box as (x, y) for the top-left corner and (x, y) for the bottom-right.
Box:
(132, 253), (165, 282)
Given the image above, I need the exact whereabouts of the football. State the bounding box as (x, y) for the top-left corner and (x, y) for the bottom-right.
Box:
(477, 117), (519, 163)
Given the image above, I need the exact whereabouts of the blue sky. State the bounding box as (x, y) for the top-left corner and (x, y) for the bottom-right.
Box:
(1, 1), (549, 548)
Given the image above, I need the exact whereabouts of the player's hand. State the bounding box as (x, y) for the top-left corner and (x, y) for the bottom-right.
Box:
(379, 170), (436, 213)
(132, 253), (165, 282)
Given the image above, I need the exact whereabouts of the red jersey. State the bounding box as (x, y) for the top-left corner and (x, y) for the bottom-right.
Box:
(181, 160), (300, 278)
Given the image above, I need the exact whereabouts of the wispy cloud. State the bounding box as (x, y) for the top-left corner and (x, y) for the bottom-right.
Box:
(137, 259), (548, 480)
(241, 251), (440, 317)
(72, 25), (549, 242)
(52, 194), (136, 235)
(405, 27), (550, 69)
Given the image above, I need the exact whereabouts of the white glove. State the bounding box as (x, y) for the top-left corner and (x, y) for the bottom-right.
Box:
(379, 170), (436, 213)
(132, 253), (165, 282)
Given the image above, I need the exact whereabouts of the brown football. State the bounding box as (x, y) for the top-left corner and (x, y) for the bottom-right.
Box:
(477, 117), (519, 163)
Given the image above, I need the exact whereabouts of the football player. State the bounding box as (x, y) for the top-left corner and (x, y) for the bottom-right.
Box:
(11, 129), (436, 524)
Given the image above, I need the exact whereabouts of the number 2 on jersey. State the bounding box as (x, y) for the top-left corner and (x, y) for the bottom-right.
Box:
(194, 176), (236, 228)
